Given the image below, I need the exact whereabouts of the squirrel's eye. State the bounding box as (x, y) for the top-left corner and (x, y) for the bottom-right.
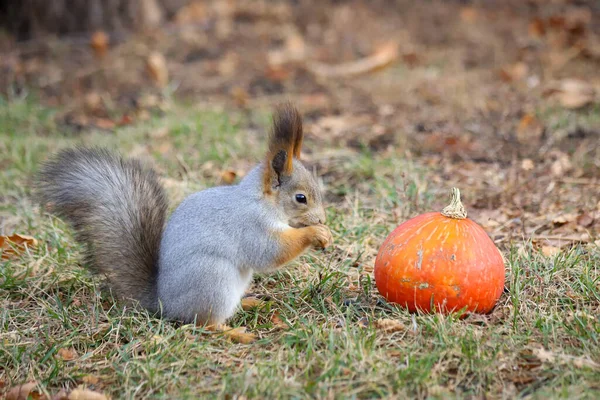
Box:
(295, 194), (307, 204)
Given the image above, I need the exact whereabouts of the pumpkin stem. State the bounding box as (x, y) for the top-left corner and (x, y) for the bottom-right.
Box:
(441, 187), (467, 219)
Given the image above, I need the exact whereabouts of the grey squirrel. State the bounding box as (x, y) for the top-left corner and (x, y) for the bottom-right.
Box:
(36, 103), (333, 325)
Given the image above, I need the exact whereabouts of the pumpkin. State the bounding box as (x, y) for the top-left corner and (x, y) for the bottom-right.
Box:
(374, 188), (505, 314)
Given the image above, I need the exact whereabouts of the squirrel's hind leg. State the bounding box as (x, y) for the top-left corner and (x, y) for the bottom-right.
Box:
(159, 258), (253, 326)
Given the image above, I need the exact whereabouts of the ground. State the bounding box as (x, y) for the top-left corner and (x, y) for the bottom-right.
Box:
(1, 0), (599, 399)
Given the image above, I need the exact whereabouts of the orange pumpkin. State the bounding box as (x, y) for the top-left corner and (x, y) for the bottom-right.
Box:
(374, 188), (505, 314)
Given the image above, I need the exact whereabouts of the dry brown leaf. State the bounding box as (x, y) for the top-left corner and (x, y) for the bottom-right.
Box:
(533, 347), (599, 369)
(230, 86), (248, 108)
(6, 382), (45, 400)
(267, 33), (306, 66)
(516, 113), (544, 144)
(84, 92), (103, 114)
(541, 246), (561, 257)
(81, 376), (100, 386)
(218, 52), (239, 77)
(156, 142), (172, 155)
(357, 317), (370, 328)
(90, 31), (109, 58)
(94, 118), (116, 130)
(270, 312), (288, 329)
(550, 152), (572, 177)
(68, 388), (108, 400)
(347, 281), (359, 292)
(307, 41), (398, 78)
(459, 7), (479, 23)
(554, 79), (596, 109)
(223, 326), (257, 344)
(174, 1), (209, 24)
(552, 213), (578, 225)
(57, 348), (78, 361)
(1, 233), (38, 260)
(146, 52), (169, 87)
(499, 62), (528, 83)
(52, 389), (69, 400)
(375, 318), (405, 333)
(137, 0), (164, 29)
(240, 296), (265, 310)
(220, 169), (237, 185)
(577, 212), (594, 228)
(521, 159), (535, 171)
(528, 17), (546, 38)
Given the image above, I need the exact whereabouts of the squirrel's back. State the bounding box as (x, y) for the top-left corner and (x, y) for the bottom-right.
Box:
(36, 147), (168, 310)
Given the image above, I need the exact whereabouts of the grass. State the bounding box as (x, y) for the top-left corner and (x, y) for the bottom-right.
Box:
(1, 95), (599, 399)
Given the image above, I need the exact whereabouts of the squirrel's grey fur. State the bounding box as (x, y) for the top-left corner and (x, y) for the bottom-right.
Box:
(36, 104), (330, 324)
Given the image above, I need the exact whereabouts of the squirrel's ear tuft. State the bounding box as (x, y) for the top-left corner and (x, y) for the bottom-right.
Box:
(271, 102), (303, 160)
(271, 150), (288, 179)
(263, 103), (303, 193)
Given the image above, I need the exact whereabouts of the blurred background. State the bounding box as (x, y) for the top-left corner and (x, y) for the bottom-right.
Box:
(1, 0), (599, 233)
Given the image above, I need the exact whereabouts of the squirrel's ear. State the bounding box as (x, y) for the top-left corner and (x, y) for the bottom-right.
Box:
(263, 103), (302, 193)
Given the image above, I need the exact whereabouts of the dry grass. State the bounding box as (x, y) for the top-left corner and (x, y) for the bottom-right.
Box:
(1, 95), (599, 399)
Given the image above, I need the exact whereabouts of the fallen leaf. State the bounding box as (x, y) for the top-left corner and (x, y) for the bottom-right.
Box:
(576, 212), (594, 227)
(6, 382), (45, 400)
(499, 62), (528, 83)
(240, 296), (264, 310)
(347, 281), (359, 292)
(146, 52), (169, 87)
(218, 51), (238, 77)
(81, 376), (100, 385)
(357, 317), (370, 328)
(174, 1), (209, 24)
(118, 115), (134, 126)
(93, 118), (116, 130)
(552, 213), (578, 225)
(223, 326), (257, 344)
(90, 31), (109, 58)
(516, 113), (544, 144)
(267, 33), (306, 66)
(521, 159), (535, 171)
(533, 347), (599, 369)
(552, 79), (596, 109)
(375, 318), (405, 333)
(402, 52), (419, 67)
(156, 142), (172, 155)
(270, 312), (288, 329)
(307, 41), (398, 78)
(220, 169), (237, 185)
(230, 86), (248, 108)
(137, 0), (164, 29)
(550, 152), (572, 177)
(541, 246), (561, 257)
(1, 234), (38, 260)
(68, 388), (107, 400)
(528, 17), (546, 38)
(84, 92), (103, 114)
(264, 66), (291, 82)
(57, 348), (78, 361)
(460, 7), (479, 23)
(52, 389), (69, 400)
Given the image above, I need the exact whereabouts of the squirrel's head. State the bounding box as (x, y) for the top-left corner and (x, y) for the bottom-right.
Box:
(262, 103), (326, 228)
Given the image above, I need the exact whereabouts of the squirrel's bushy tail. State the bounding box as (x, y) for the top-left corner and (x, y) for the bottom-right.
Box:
(36, 147), (168, 310)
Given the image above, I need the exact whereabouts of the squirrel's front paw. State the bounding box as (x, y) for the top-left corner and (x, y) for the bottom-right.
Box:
(311, 224), (333, 250)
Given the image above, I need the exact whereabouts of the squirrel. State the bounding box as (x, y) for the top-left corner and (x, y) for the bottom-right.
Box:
(36, 103), (333, 325)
